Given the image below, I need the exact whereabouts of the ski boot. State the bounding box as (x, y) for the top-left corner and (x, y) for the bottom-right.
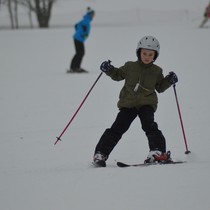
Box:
(144, 150), (172, 164)
(93, 152), (107, 167)
(67, 68), (88, 73)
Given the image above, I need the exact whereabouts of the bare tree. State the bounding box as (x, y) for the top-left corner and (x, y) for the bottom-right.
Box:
(3, 0), (19, 29)
(34, 0), (55, 28)
(3, 0), (56, 29)
(18, 0), (56, 28)
(7, 0), (15, 29)
(25, 0), (34, 28)
(14, 0), (19, 28)
(18, 0), (35, 28)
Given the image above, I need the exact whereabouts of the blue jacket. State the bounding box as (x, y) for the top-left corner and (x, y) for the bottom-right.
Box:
(73, 13), (93, 43)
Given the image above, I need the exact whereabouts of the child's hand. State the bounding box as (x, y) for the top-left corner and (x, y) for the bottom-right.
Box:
(100, 60), (114, 72)
(166, 72), (178, 84)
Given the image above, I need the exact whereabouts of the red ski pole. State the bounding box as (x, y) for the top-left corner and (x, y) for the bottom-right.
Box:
(173, 84), (191, 154)
(54, 72), (103, 145)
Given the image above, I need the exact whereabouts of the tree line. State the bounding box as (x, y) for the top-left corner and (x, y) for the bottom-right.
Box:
(1, 0), (56, 29)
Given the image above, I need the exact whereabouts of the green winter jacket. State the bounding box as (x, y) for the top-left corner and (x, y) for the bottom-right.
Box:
(106, 60), (171, 111)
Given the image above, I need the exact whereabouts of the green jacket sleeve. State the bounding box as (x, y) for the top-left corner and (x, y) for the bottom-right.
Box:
(155, 73), (172, 93)
(105, 67), (125, 81)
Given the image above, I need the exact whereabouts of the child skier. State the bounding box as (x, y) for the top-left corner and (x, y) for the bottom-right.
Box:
(93, 36), (178, 167)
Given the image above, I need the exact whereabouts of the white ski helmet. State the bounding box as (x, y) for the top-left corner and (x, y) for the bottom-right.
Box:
(136, 36), (160, 60)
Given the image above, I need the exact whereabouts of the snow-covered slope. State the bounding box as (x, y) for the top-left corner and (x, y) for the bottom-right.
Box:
(1, 1), (210, 209)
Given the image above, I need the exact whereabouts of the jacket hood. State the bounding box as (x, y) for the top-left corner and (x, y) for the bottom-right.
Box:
(83, 13), (93, 22)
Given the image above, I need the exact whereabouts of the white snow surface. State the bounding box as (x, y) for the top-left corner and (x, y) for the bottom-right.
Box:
(1, 0), (210, 210)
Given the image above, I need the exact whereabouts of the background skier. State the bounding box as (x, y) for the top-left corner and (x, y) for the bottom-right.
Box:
(199, 2), (210, 28)
(67, 7), (95, 73)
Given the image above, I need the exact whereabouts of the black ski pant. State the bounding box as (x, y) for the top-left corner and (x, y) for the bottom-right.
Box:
(94, 106), (166, 159)
(70, 39), (85, 69)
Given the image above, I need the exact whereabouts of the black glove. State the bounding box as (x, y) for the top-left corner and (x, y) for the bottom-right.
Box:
(100, 60), (114, 73)
(166, 71), (178, 85)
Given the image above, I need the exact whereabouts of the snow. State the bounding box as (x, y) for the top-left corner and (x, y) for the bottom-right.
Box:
(1, 0), (210, 209)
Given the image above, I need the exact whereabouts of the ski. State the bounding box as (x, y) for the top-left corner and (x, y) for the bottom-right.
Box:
(117, 160), (186, 168)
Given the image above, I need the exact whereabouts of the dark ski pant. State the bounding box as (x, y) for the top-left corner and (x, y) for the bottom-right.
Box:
(94, 105), (166, 159)
(70, 39), (85, 69)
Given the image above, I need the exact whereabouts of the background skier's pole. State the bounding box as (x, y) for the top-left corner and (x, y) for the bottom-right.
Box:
(54, 72), (103, 145)
(173, 84), (191, 154)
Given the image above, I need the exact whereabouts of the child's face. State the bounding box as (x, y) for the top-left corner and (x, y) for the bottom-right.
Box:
(90, 13), (95, 20)
(140, 49), (155, 64)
